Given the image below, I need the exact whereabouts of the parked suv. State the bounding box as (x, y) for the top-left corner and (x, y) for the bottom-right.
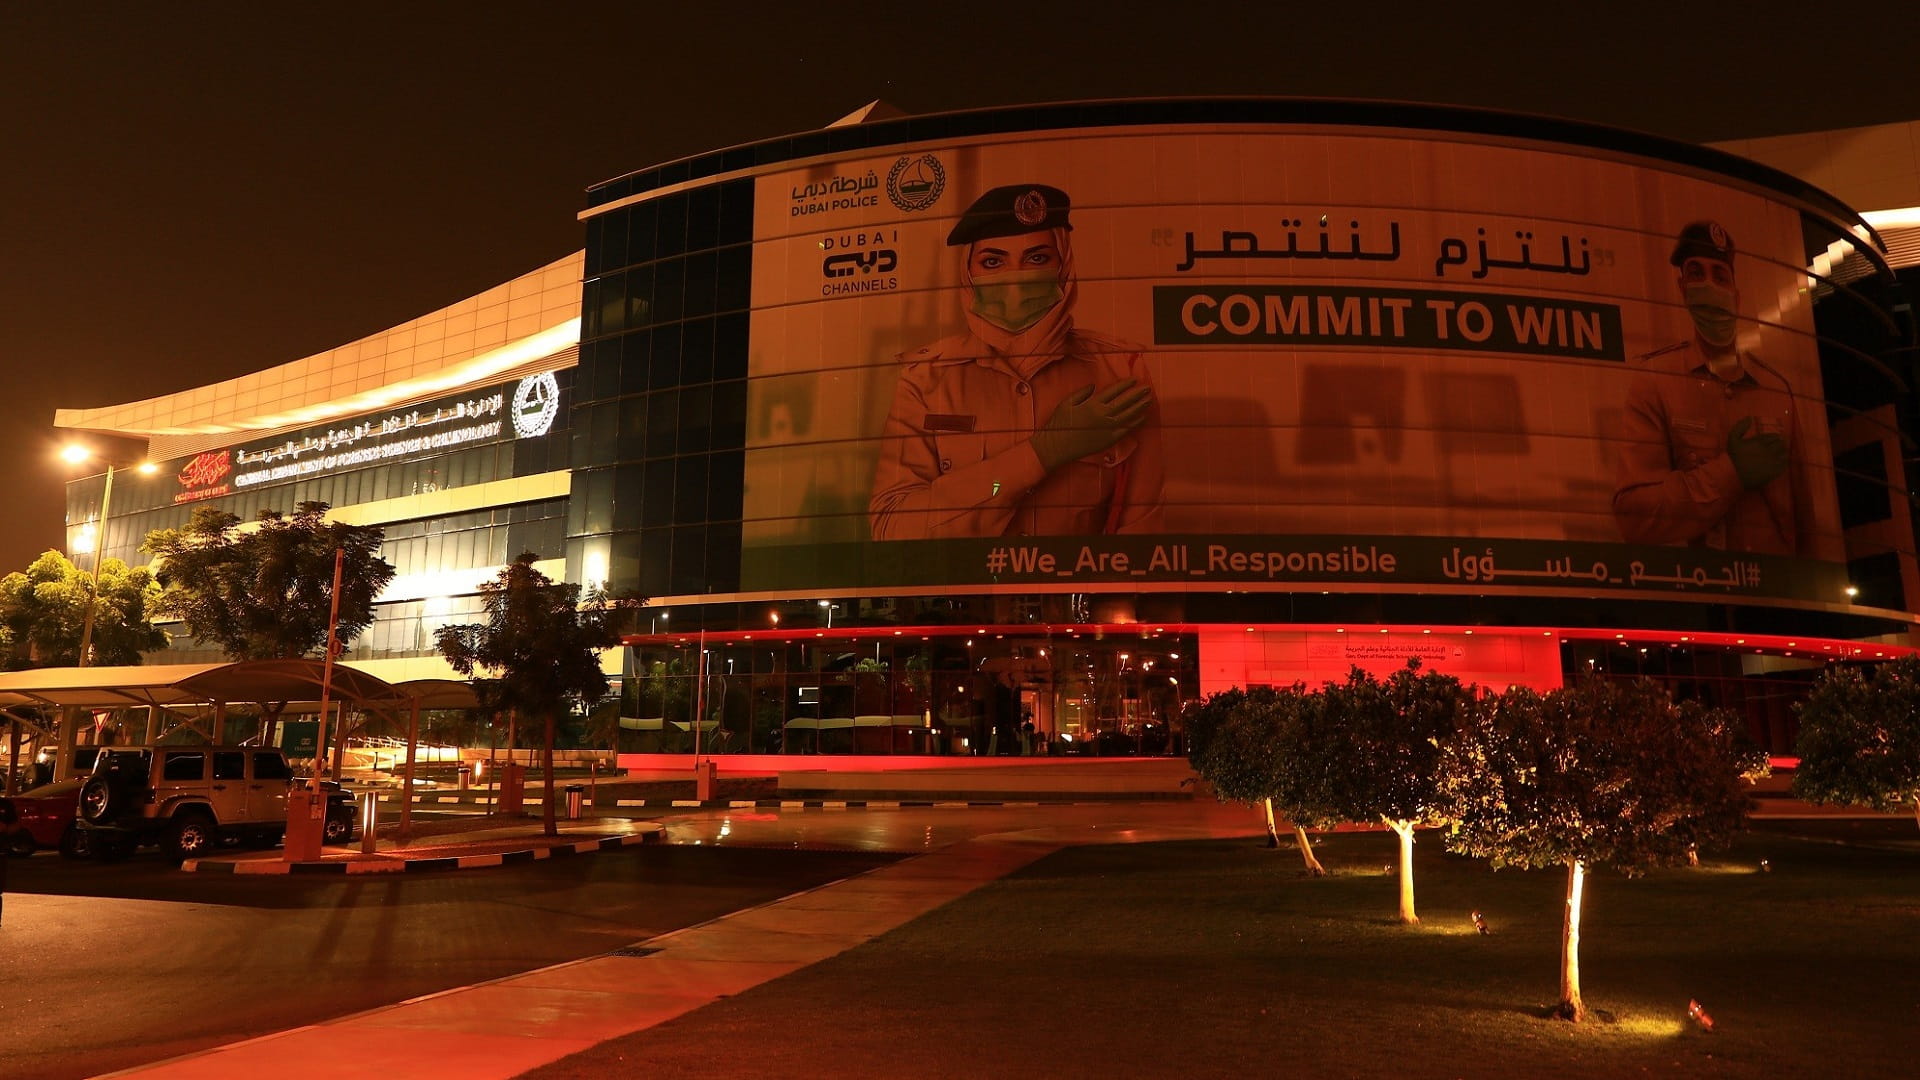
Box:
(78, 746), (355, 861)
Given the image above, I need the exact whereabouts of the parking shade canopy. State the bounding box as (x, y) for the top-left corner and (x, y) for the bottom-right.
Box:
(389, 679), (482, 711)
(0, 660), (410, 712)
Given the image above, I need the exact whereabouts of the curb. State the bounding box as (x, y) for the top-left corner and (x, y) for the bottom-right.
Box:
(180, 830), (660, 875)
(380, 795), (1143, 809)
(615, 798), (1079, 809)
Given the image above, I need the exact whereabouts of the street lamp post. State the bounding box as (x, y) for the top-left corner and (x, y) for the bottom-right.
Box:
(59, 447), (156, 779)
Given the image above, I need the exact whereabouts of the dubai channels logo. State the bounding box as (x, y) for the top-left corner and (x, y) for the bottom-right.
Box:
(886, 154), (946, 213)
(511, 372), (560, 438)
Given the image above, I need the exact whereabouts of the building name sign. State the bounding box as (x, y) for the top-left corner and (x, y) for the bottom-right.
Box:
(224, 373), (559, 491)
(174, 450), (234, 504)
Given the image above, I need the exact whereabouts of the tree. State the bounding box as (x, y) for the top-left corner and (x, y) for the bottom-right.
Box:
(1318, 661), (1471, 924)
(1794, 656), (1920, 830)
(142, 502), (394, 661)
(1187, 685), (1335, 875)
(1438, 677), (1760, 1021)
(434, 554), (632, 837)
(1, 549), (169, 666)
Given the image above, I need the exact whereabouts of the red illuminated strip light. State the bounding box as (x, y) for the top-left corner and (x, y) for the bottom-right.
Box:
(623, 621), (1915, 660)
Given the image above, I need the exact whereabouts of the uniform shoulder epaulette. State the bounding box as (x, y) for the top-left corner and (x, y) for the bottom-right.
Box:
(892, 333), (976, 366)
(1635, 340), (1691, 362)
(1070, 328), (1151, 356)
(1741, 352), (1794, 391)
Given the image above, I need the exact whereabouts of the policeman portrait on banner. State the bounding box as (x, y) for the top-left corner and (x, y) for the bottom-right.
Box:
(1613, 220), (1810, 556)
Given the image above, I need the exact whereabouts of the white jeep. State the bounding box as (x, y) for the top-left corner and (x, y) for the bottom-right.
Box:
(78, 746), (353, 861)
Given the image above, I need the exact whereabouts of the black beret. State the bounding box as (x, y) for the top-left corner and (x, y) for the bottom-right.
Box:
(945, 184), (1073, 246)
(1669, 220), (1735, 267)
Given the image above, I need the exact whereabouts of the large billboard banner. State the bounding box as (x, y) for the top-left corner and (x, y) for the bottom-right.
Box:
(742, 128), (1845, 604)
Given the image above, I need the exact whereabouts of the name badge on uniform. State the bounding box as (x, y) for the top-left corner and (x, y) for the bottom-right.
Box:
(1672, 418), (1710, 435)
(924, 413), (977, 433)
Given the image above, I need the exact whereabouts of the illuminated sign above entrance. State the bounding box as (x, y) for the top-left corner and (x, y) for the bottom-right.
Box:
(210, 371), (563, 491)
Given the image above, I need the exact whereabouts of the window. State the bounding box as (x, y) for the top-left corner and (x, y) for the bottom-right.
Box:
(646, 391), (680, 458)
(715, 246), (751, 314)
(213, 752), (246, 781)
(163, 752), (206, 782)
(683, 251), (718, 319)
(254, 753), (292, 781)
(686, 185), (721, 252)
(650, 323), (683, 389)
(675, 455), (710, 521)
(681, 319), (715, 384)
(714, 313), (749, 380)
(653, 258), (686, 324)
(677, 385), (712, 454)
(654, 194), (688, 255)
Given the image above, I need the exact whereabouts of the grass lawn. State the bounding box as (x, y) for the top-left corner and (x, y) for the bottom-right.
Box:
(527, 826), (1919, 1079)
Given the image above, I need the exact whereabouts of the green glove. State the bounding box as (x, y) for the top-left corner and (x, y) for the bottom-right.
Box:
(1030, 379), (1153, 472)
(1725, 416), (1788, 490)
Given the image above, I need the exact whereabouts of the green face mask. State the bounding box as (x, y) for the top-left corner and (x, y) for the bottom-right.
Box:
(1685, 282), (1738, 347)
(970, 268), (1063, 333)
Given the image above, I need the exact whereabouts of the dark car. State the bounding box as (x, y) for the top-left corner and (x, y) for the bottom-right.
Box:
(1, 778), (92, 858)
(314, 779), (360, 845)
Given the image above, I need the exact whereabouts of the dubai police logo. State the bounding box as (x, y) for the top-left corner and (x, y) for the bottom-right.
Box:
(511, 372), (560, 438)
(886, 154), (946, 213)
(1708, 222), (1728, 249)
(1013, 188), (1048, 227)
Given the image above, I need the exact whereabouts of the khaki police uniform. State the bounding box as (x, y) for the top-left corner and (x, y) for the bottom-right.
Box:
(1613, 338), (1806, 555)
(868, 330), (1164, 540)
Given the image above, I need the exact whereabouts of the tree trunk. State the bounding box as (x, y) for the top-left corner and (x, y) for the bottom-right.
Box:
(542, 709), (557, 838)
(1261, 798), (1280, 848)
(261, 701), (285, 750)
(1389, 820), (1418, 924)
(1557, 859), (1587, 1021)
(6, 721), (19, 796)
(329, 703), (351, 782)
(1293, 824), (1326, 876)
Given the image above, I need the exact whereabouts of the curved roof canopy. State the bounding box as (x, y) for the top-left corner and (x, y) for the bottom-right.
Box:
(0, 660), (446, 712)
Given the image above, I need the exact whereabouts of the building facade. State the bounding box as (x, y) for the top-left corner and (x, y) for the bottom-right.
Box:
(58, 101), (1920, 760)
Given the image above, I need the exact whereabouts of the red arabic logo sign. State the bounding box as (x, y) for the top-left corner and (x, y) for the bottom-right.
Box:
(174, 450), (233, 504)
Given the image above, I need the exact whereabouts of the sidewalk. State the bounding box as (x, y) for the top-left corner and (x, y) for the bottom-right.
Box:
(102, 804), (1260, 1079)
(97, 798), (1916, 1078)
(179, 817), (664, 875)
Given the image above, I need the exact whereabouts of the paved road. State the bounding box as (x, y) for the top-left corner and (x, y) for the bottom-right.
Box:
(0, 839), (894, 1080)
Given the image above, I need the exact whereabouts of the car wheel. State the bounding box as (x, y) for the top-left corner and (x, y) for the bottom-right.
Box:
(324, 811), (351, 845)
(59, 825), (94, 860)
(5, 830), (34, 858)
(79, 777), (120, 824)
(166, 813), (217, 862)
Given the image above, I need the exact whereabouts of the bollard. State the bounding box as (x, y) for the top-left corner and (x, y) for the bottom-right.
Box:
(565, 784), (586, 820)
(360, 790), (379, 854)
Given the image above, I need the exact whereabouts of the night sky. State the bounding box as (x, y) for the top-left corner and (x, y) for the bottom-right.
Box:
(5, 2), (1918, 574)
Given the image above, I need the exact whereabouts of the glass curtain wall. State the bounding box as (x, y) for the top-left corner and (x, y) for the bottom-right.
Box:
(621, 631), (1198, 757)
